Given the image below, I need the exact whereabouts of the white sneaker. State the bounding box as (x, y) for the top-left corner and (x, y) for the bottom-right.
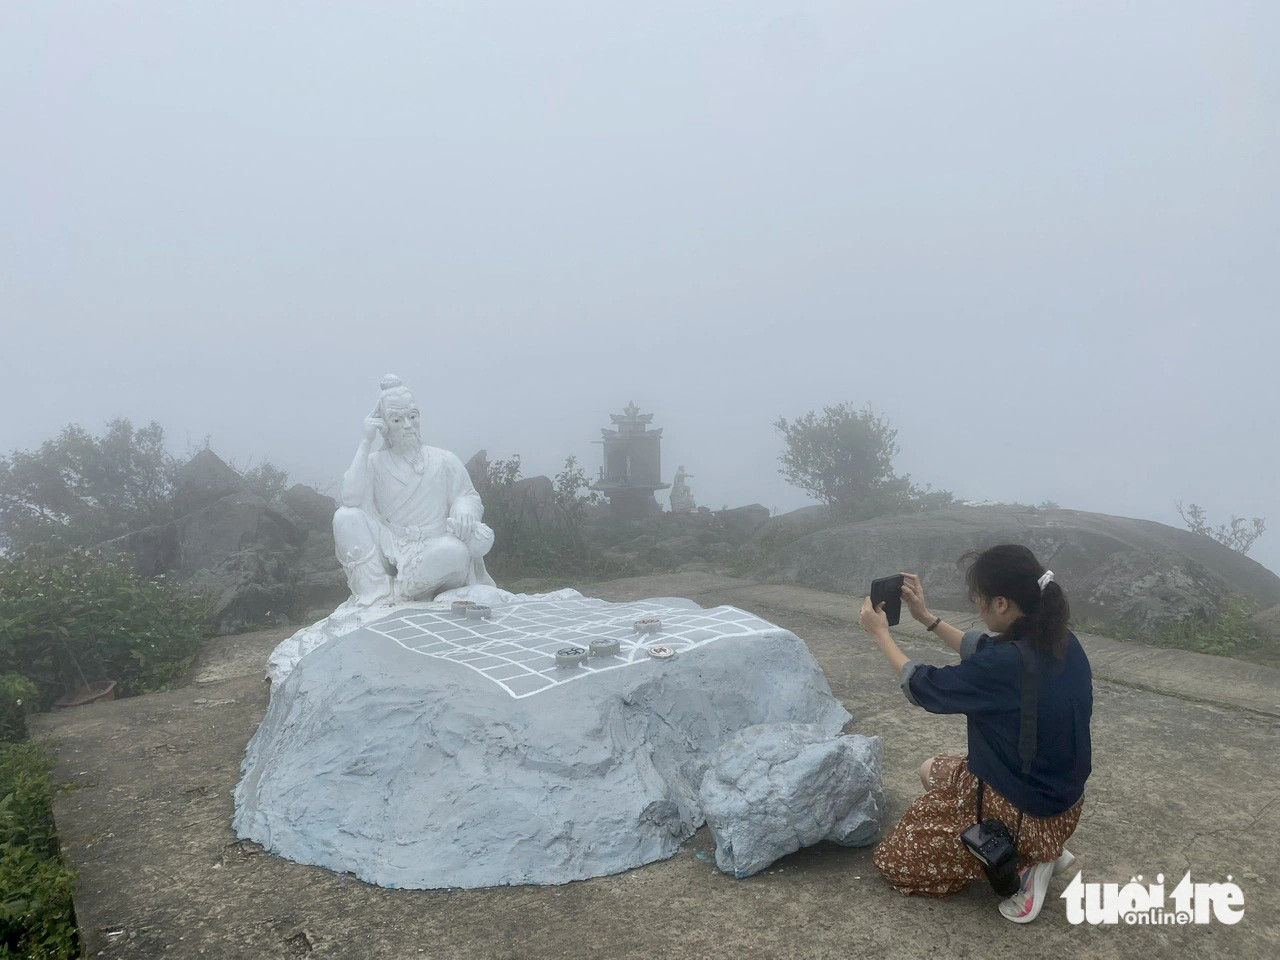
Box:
(1000, 861), (1055, 923)
(1052, 848), (1076, 877)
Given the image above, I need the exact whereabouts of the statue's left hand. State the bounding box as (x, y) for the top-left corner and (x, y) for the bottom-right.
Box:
(450, 515), (477, 542)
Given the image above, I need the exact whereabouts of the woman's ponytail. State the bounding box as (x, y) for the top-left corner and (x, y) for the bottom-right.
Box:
(1028, 579), (1070, 660)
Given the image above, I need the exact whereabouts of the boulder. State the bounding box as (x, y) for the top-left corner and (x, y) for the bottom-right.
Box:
(756, 505), (1280, 633)
(281, 483), (336, 529)
(189, 550), (290, 630)
(717, 504), (771, 534)
(171, 450), (246, 516)
(513, 474), (555, 507)
(175, 493), (304, 576)
(464, 449), (488, 489)
(291, 528), (348, 614)
(237, 595), (851, 889)
(699, 725), (883, 878)
(651, 535), (703, 565)
(107, 492), (299, 578)
(103, 491), (316, 629)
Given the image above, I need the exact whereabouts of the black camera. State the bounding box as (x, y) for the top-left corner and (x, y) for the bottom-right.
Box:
(961, 818), (1022, 897)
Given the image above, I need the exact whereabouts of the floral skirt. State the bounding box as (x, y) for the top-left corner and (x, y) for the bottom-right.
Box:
(872, 754), (1083, 896)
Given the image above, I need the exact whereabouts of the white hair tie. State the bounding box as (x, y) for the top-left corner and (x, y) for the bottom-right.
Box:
(1037, 570), (1055, 592)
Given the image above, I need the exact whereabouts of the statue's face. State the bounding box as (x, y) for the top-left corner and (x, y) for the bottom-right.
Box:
(384, 405), (421, 450)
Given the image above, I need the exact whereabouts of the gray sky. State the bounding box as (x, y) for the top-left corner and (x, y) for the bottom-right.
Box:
(3, 1), (1278, 573)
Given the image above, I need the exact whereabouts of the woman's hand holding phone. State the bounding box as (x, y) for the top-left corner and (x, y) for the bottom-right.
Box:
(859, 596), (889, 634)
(900, 572), (932, 625)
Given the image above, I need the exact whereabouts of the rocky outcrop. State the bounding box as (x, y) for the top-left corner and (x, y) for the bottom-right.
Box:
(281, 483), (336, 528)
(756, 505), (1280, 633)
(1254, 605), (1280, 643)
(102, 452), (346, 631)
(512, 475), (554, 508)
(699, 726), (883, 878)
(717, 504), (771, 534)
(171, 449), (247, 516)
(464, 449), (488, 489)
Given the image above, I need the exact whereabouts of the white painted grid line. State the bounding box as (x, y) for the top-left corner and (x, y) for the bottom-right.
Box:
(365, 598), (780, 699)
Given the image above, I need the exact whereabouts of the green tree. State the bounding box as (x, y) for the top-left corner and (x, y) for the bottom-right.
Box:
(774, 403), (952, 518)
(1175, 501), (1266, 555)
(0, 419), (176, 552)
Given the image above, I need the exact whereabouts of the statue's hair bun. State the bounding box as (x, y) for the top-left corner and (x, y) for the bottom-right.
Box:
(380, 373), (403, 391)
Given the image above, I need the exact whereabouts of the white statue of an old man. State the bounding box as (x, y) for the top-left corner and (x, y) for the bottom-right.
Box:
(333, 374), (495, 605)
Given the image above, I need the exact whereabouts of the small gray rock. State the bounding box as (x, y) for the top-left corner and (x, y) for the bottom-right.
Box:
(699, 724), (883, 878)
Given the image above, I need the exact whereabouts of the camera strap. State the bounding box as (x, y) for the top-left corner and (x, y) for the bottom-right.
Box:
(970, 640), (1040, 841)
(976, 780), (1025, 843)
(1011, 640), (1040, 775)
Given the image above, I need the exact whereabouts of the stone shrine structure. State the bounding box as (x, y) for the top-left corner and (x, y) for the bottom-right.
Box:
(590, 402), (670, 519)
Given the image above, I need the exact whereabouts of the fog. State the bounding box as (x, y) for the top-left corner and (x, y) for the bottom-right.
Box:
(2, 2), (1277, 573)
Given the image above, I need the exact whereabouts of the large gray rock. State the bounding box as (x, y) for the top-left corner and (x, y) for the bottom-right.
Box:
(290, 528), (348, 614)
(464, 449), (488, 489)
(103, 491), (315, 630)
(716, 504), (771, 534)
(234, 598), (851, 889)
(757, 505), (1280, 633)
(699, 725), (883, 878)
(280, 483), (336, 529)
(513, 474), (555, 507)
(171, 449), (246, 516)
(105, 492), (300, 579)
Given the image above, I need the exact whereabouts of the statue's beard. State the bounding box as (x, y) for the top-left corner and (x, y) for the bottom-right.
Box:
(389, 428), (422, 461)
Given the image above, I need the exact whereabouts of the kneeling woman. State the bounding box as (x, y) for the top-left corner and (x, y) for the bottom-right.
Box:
(858, 545), (1092, 923)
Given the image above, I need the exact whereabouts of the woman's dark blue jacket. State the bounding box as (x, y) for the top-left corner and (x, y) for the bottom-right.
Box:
(900, 629), (1092, 818)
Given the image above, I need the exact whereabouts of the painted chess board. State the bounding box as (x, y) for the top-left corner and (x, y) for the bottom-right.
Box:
(365, 597), (780, 699)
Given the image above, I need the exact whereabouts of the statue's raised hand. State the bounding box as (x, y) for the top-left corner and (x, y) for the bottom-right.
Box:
(363, 416), (386, 445)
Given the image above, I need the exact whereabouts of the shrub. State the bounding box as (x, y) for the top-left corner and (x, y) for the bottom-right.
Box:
(0, 551), (214, 707)
(0, 676), (37, 745)
(0, 743), (78, 959)
(478, 455), (607, 579)
(1175, 501), (1266, 556)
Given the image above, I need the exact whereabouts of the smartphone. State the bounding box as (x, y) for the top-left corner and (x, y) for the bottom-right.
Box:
(870, 574), (905, 627)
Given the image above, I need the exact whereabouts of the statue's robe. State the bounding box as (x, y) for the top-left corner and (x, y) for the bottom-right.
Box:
(343, 445), (495, 601)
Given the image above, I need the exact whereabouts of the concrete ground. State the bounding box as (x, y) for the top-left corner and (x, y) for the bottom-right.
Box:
(33, 572), (1279, 960)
